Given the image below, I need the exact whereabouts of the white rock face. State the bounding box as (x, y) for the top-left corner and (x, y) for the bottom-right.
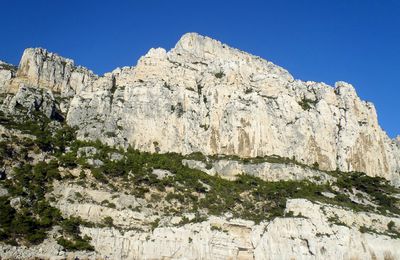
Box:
(45, 181), (400, 260)
(0, 61), (16, 92)
(1, 33), (399, 185)
(78, 199), (400, 260)
(8, 48), (97, 97)
(66, 33), (399, 184)
(4, 177), (400, 259)
(3, 180), (400, 259)
(13, 183), (400, 260)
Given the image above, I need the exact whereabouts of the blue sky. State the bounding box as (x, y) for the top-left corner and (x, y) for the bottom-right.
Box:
(1, 0), (399, 137)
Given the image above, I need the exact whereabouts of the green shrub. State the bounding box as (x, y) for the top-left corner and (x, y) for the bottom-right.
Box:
(214, 72), (225, 78)
(150, 218), (160, 230)
(59, 152), (78, 168)
(298, 98), (317, 110)
(388, 221), (395, 231)
(57, 236), (94, 251)
(102, 216), (114, 227)
(335, 172), (400, 215)
(92, 169), (108, 183)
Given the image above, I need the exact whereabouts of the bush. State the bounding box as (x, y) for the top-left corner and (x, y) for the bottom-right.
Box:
(388, 221), (395, 231)
(92, 169), (108, 183)
(214, 72), (225, 78)
(57, 217), (94, 251)
(59, 152), (78, 168)
(1, 159), (65, 245)
(0, 197), (16, 227)
(150, 218), (160, 230)
(298, 98), (317, 111)
(335, 172), (400, 214)
(102, 216), (114, 227)
(335, 194), (352, 203)
(60, 217), (82, 235)
(57, 236), (94, 251)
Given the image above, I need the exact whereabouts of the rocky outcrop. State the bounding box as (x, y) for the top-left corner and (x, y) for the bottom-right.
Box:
(0, 61), (16, 92)
(7, 48), (97, 97)
(1, 48), (99, 115)
(51, 182), (158, 229)
(1, 85), (62, 120)
(255, 199), (400, 260)
(183, 159), (335, 183)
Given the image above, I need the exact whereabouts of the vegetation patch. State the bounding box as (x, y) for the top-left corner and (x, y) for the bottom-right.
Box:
(298, 98), (317, 110)
(214, 71), (225, 79)
(57, 217), (94, 251)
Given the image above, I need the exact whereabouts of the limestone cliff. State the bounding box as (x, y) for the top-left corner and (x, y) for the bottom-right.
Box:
(1, 33), (398, 185)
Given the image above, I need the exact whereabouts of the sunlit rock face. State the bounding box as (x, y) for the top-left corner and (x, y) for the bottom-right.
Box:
(3, 33), (400, 185)
(5, 48), (97, 96)
(0, 62), (14, 86)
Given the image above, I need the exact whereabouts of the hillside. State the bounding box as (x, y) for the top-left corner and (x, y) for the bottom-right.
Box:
(0, 33), (399, 259)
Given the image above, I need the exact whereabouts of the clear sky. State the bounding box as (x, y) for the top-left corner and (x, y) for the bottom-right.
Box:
(1, 0), (399, 137)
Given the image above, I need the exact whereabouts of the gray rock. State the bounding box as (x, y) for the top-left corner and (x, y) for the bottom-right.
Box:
(109, 152), (124, 161)
(0, 186), (8, 197)
(3, 84), (62, 119)
(183, 159), (335, 184)
(71, 199), (400, 260)
(152, 169), (173, 179)
(77, 146), (98, 158)
(86, 158), (104, 167)
(0, 61), (16, 92)
(10, 197), (22, 209)
(321, 191), (336, 199)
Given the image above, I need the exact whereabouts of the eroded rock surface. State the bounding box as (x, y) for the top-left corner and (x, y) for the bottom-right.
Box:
(2, 85), (62, 119)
